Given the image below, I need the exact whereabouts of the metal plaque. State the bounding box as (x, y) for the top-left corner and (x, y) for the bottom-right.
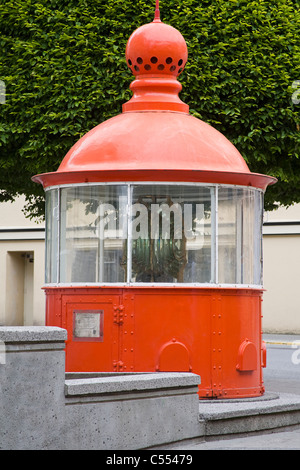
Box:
(73, 310), (104, 341)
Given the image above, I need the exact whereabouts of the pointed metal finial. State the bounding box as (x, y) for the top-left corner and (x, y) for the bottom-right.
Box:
(154, 0), (161, 22)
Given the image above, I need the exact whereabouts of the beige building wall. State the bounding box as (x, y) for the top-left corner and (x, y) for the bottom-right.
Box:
(0, 196), (45, 326)
(263, 204), (300, 334)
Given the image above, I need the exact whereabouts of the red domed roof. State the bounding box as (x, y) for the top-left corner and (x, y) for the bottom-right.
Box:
(58, 112), (247, 173)
(33, 110), (275, 190)
(32, 12), (276, 190)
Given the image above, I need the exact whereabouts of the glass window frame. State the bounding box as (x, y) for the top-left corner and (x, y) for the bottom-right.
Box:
(45, 187), (59, 284)
(44, 182), (264, 288)
(129, 184), (214, 284)
(59, 184), (128, 284)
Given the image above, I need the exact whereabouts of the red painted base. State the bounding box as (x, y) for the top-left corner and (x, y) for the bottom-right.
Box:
(45, 286), (266, 399)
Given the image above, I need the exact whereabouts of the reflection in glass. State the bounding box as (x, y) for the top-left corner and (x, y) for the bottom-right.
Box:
(45, 183), (263, 286)
(45, 189), (59, 284)
(218, 187), (263, 285)
(130, 185), (213, 283)
(59, 185), (127, 283)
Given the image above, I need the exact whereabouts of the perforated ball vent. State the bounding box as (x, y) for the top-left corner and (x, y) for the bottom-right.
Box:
(127, 55), (186, 75)
(125, 18), (188, 80)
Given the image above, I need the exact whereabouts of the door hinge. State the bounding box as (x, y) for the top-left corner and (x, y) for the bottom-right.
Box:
(113, 304), (124, 325)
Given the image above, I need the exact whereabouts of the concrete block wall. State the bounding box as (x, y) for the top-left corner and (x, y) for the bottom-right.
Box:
(0, 327), (67, 449)
(0, 326), (202, 450)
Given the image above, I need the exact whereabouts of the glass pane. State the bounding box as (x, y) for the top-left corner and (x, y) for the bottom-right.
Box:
(45, 189), (59, 283)
(218, 187), (263, 285)
(130, 185), (213, 283)
(242, 190), (255, 285)
(253, 190), (263, 285)
(218, 187), (238, 284)
(60, 185), (127, 283)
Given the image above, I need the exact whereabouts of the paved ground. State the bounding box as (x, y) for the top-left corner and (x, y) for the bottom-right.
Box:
(169, 334), (300, 450)
(169, 427), (300, 450)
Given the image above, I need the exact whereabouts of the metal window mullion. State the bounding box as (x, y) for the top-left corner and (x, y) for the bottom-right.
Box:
(97, 203), (105, 283)
(215, 186), (219, 284)
(127, 184), (132, 284)
(56, 188), (61, 284)
(59, 189), (67, 283)
(44, 194), (49, 284)
(210, 187), (215, 283)
(211, 186), (218, 284)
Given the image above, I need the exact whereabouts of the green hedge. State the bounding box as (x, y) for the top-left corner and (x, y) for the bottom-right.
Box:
(0, 0), (299, 218)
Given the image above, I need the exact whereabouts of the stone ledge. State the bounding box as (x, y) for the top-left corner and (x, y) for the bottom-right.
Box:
(198, 392), (300, 437)
(0, 326), (67, 343)
(199, 392), (300, 421)
(65, 372), (200, 397)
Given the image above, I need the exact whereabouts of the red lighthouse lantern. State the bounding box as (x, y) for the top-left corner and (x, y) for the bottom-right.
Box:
(33, 4), (276, 399)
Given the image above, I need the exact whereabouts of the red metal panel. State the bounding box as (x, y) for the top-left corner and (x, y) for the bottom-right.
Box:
(121, 294), (136, 373)
(44, 286), (265, 398)
(121, 288), (214, 397)
(213, 290), (264, 398)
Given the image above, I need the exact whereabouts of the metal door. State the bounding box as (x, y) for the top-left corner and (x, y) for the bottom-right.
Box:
(64, 294), (121, 372)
